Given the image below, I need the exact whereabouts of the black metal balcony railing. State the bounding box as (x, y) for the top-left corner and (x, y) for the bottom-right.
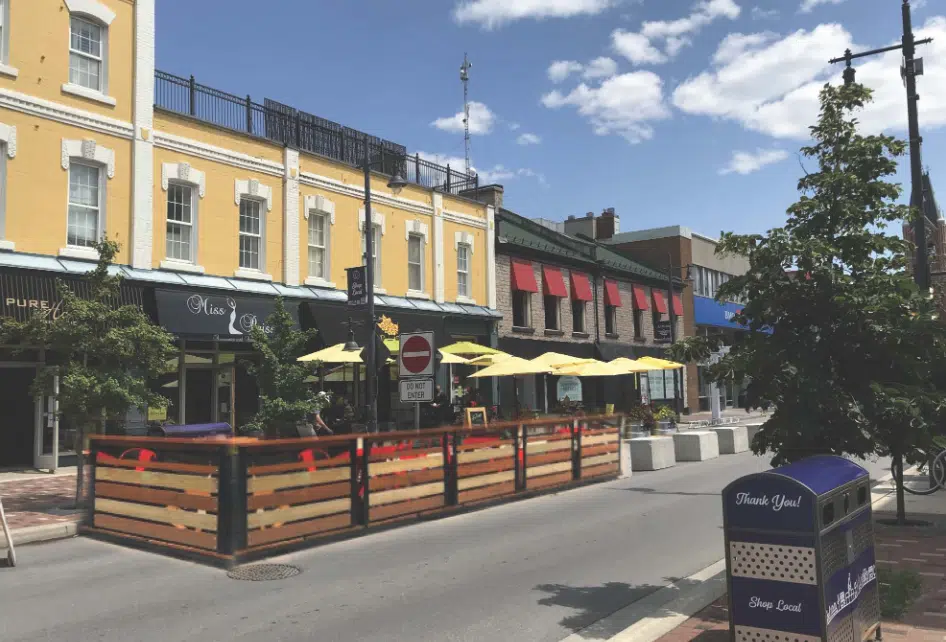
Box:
(154, 70), (479, 195)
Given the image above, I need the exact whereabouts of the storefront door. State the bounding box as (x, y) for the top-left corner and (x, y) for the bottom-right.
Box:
(182, 364), (235, 425)
(0, 365), (36, 467)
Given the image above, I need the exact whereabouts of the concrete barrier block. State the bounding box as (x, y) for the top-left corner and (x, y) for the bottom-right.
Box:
(744, 423), (764, 448)
(629, 437), (676, 471)
(619, 440), (633, 479)
(672, 431), (720, 462)
(712, 426), (749, 454)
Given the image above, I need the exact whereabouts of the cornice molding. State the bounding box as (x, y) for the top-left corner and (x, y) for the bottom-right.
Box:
(299, 171), (433, 217)
(153, 130), (284, 177)
(0, 88), (133, 139)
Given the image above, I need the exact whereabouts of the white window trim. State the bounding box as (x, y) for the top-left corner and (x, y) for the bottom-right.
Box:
(544, 294), (561, 331)
(305, 208), (335, 289)
(303, 194), (336, 287)
(0, 0), (17, 78)
(359, 210), (384, 289)
(407, 227), (427, 294)
(357, 208), (385, 234)
(454, 231), (474, 254)
(64, 8), (113, 103)
(0, 122), (16, 251)
(161, 162), (205, 271)
(61, 138), (114, 177)
(456, 242), (473, 304)
(234, 178), (273, 211)
(235, 195), (271, 281)
(60, 138), (112, 259)
(64, 0), (116, 25)
(513, 291), (532, 328)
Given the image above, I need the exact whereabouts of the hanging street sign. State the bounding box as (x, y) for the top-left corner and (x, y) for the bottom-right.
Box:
(399, 331), (435, 378)
(346, 266), (367, 307)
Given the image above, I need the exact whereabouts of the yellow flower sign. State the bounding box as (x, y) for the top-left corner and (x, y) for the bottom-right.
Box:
(377, 315), (399, 337)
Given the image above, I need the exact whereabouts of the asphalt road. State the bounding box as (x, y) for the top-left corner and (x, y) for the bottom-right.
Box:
(0, 453), (890, 642)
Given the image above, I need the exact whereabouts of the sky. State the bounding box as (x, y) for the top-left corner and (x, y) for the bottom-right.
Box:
(154, 0), (946, 238)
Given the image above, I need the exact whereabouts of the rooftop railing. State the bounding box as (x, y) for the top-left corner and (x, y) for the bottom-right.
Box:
(154, 70), (479, 196)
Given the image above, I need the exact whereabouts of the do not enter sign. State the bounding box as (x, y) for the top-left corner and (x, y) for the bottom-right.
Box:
(399, 331), (435, 378)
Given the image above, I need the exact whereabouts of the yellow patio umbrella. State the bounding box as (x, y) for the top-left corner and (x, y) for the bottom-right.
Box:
(608, 357), (653, 373)
(553, 360), (627, 377)
(383, 338), (399, 354)
(531, 352), (595, 369)
(441, 341), (503, 357)
(439, 351), (469, 365)
(467, 352), (512, 367)
(636, 356), (684, 370)
(469, 356), (553, 378)
(297, 343), (364, 364)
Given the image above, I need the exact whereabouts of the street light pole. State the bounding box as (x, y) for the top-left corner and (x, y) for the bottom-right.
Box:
(363, 136), (378, 434)
(829, 0), (932, 289)
(902, 0), (929, 292)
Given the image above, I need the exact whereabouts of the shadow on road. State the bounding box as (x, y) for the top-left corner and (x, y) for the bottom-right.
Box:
(534, 576), (704, 639)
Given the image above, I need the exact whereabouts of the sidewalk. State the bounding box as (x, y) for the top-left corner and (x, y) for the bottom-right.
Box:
(645, 474), (946, 642)
(0, 468), (84, 549)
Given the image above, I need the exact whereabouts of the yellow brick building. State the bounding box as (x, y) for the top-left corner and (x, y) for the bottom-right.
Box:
(0, 0), (499, 468)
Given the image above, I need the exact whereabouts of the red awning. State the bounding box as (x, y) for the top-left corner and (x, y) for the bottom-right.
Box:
(604, 279), (622, 306)
(570, 272), (593, 301)
(542, 266), (568, 297)
(511, 260), (538, 292)
(672, 294), (683, 316)
(652, 290), (668, 314)
(632, 285), (649, 310)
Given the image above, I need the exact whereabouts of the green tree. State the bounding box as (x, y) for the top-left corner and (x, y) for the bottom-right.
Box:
(0, 239), (176, 504)
(669, 82), (946, 524)
(242, 298), (324, 437)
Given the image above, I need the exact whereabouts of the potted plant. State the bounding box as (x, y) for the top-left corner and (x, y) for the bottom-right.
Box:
(626, 405), (654, 437)
(654, 406), (678, 435)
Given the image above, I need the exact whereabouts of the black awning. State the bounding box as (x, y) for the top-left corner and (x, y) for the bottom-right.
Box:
(498, 336), (597, 361)
(0, 268), (145, 322)
(596, 341), (669, 361)
(306, 301), (489, 352)
(154, 289), (299, 339)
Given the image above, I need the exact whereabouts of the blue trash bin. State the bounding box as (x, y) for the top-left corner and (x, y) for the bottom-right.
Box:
(723, 455), (879, 642)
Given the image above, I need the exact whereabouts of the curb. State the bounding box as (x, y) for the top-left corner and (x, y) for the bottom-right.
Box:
(1, 521), (79, 550)
(564, 560), (726, 642)
(592, 466), (895, 642)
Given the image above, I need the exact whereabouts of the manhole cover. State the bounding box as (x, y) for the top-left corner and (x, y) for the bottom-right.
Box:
(227, 564), (301, 581)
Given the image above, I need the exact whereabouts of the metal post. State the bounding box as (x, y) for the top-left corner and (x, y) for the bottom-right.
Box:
(902, 0), (929, 292)
(51, 375), (60, 473)
(415, 153), (421, 184)
(363, 136), (378, 436)
(446, 164), (452, 193)
(414, 403), (420, 432)
(246, 95), (253, 134)
(188, 75), (196, 116)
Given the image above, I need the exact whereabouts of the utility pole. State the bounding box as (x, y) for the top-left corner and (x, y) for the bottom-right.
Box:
(829, 0), (932, 525)
(460, 53), (473, 176)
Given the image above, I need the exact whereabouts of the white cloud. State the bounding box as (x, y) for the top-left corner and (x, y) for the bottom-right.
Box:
(583, 56), (619, 79)
(430, 101), (496, 135)
(416, 152), (547, 186)
(542, 71), (670, 143)
(548, 60), (584, 83)
(508, 122), (521, 131)
(673, 17), (946, 140)
(548, 57), (619, 83)
(612, 30), (667, 64)
(453, 0), (613, 28)
(517, 133), (542, 145)
(914, 0), (928, 9)
(799, 0), (845, 13)
(612, 0), (741, 65)
(750, 6), (779, 19)
(719, 148), (789, 175)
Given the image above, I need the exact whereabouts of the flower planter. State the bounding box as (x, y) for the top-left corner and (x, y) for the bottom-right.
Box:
(657, 421), (676, 435)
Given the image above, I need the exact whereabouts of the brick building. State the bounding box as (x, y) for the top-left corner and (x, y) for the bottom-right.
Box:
(493, 209), (687, 413)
